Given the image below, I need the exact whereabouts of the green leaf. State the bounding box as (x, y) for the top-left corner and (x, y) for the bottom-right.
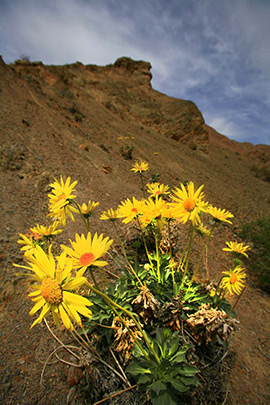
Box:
(137, 374), (153, 385)
(155, 327), (164, 347)
(151, 391), (177, 405)
(180, 376), (200, 386)
(171, 352), (186, 364)
(167, 336), (180, 357)
(126, 362), (151, 376)
(178, 364), (200, 376)
(170, 378), (189, 393)
(150, 380), (167, 395)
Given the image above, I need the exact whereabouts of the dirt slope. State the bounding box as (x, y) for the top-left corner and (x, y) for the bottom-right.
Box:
(0, 56), (270, 404)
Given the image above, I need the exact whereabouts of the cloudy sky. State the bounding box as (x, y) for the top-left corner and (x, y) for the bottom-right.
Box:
(0, 0), (269, 145)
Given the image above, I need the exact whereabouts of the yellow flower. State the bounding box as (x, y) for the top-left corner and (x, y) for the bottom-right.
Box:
(131, 160), (149, 173)
(18, 233), (38, 256)
(161, 204), (175, 220)
(14, 246), (92, 330)
(196, 223), (212, 237)
(100, 208), (121, 221)
(78, 201), (99, 217)
(223, 241), (251, 258)
(140, 197), (166, 227)
(48, 176), (78, 226)
(170, 181), (208, 226)
(118, 197), (145, 224)
(146, 183), (170, 197)
(220, 266), (246, 295)
(30, 222), (63, 238)
(207, 206), (234, 224)
(62, 232), (113, 276)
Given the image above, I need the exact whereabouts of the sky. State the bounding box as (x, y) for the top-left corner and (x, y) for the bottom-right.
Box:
(0, 0), (269, 145)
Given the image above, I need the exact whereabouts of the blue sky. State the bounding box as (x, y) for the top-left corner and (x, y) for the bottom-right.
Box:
(0, 0), (269, 145)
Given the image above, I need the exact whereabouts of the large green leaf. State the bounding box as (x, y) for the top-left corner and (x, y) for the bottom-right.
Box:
(178, 364), (200, 376)
(150, 380), (167, 395)
(126, 362), (151, 376)
(171, 352), (187, 364)
(167, 336), (180, 357)
(151, 391), (177, 405)
(137, 374), (153, 385)
(170, 378), (189, 393)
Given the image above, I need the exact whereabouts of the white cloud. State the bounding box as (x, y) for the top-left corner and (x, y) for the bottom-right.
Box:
(208, 117), (245, 141)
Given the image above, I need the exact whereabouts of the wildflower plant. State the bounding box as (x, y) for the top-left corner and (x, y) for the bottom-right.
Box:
(15, 166), (248, 404)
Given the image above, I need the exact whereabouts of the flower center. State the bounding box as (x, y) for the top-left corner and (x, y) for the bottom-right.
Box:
(57, 193), (66, 202)
(41, 278), (63, 304)
(230, 274), (238, 284)
(80, 252), (95, 266)
(155, 191), (162, 195)
(183, 198), (196, 212)
(131, 208), (138, 214)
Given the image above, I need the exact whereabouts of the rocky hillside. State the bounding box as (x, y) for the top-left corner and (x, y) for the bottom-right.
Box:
(0, 56), (270, 404)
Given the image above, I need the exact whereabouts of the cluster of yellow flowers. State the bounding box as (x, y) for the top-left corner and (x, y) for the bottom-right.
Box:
(15, 161), (250, 331)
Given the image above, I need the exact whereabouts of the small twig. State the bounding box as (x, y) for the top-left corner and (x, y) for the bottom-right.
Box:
(54, 351), (82, 367)
(105, 267), (120, 279)
(109, 348), (131, 386)
(40, 345), (81, 386)
(197, 373), (207, 384)
(183, 328), (197, 344)
(36, 355), (58, 365)
(44, 318), (80, 360)
(93, 384), (137, 405)
(208, 350), (229, 370)
(221, 385), (230, 405)
(70, 330), (128, 384)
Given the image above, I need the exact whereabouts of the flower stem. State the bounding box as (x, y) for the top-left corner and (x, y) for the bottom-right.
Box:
(86, 282), (160, 364)
(137, 219), (154, 271)
(180, 224), (194, 289)
(225, 286), (246, 318)
(190, 222), (216, 284)
(139, 173), (146, 199)
(167, 220), (173, 258)
(72, 201), (90, 232)
(112, 222), (143, 286)
(154, 230), (161, 283)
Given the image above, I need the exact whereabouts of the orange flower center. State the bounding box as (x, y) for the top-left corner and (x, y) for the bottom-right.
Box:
(41, 278), (63, 304)
(131, 208), (138, 214)
(57, 193), (66, 202)
(80, 252), (95, 266)
(155, 191), (162, 195)
(230, 274), (238, 284)
(29, 230), (42, 240)
(183, 198), (196, 212)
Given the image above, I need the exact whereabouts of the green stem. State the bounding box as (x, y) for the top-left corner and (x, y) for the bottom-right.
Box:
(89, 267), (100, 289)
(225, 286), (246, 318)
(112, 222), (143, 286)
(167, 220), (172, 258)
(139, 173), (146, 199)
(155, 231), (160, 283)
(86, 283), (160, 364)
(137, 219), (154, 272)
(171, 263), (176, 296)
(190, 222), (216, 284)
(180, 224), (194, 289)
(72, 201), (90, 232)
(177, 224), (192, 273)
